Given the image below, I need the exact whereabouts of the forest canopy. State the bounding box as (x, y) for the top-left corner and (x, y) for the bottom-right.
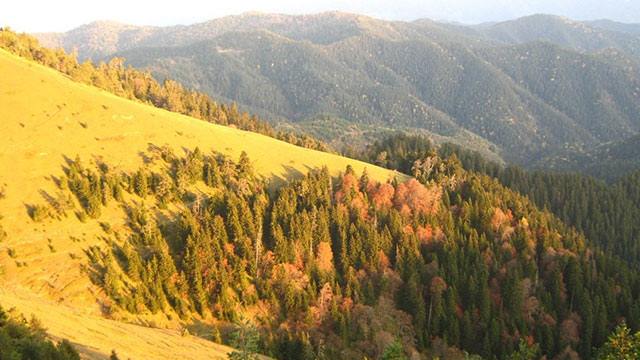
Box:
(30, 144), (639, 359)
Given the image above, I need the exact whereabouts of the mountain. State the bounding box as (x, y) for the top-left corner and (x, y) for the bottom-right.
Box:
(0, 37), (397, 358)
(34, 20), (159, 60)
(35, 13), (640, 170)
(477, 42), (640, 145)
(37, 12), (482, 61)
(3, 29), (640, 360)
(474, 14), (640, 57)
(533, 133), (640, 182)
(587, 19), (640, 36)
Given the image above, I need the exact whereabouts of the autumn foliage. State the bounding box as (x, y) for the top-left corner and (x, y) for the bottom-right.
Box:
(50, 145), (640, 359)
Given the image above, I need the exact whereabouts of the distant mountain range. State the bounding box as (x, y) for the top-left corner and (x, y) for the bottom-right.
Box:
(35, 12), (640, 173)
(469, 14), (640, 56)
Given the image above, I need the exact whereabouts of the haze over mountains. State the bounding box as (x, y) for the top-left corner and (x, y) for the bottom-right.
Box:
(36, 12), (640, 173)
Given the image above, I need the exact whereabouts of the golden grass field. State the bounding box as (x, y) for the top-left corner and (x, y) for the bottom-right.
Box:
(0, 48), (403, 359)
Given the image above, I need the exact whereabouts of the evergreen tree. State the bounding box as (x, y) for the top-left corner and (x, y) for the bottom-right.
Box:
(381, 340), (408, 360)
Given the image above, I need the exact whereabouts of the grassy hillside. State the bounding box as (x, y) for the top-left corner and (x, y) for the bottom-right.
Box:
(0, 288), (237, 360)
(0, 48), (399, 359)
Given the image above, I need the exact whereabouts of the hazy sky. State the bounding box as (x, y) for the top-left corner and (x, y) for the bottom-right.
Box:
(2, 0), (639, 32)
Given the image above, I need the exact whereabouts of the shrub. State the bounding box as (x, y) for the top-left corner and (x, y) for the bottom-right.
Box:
(100, 221), (112, 233)
(29, 204), (50, 222)
(76, 211), (88, 223)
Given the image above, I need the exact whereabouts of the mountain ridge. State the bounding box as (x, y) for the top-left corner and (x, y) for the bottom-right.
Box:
(3, 27), (640, 360)
(33, 12), (640, 170)
(0, 43), (398, 359)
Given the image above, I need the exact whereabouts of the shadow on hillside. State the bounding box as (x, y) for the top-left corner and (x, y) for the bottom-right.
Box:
(61, 154), (75, 168)
(120, 198), (183, 259)
(267, 164), (307, 188)
(138, 151), (154, 165)
(185, 318), (236, 347)
(47, 336), (112, 360)
(267, 163), (339, 190)
(80, 245), (114, 316)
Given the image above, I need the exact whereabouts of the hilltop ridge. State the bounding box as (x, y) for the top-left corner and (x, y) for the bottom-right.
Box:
(34, 12), (640, 168)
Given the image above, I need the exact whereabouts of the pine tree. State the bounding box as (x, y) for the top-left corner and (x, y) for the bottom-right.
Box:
(238, 151), (253, 179)
(228, 318), (260, 360)
(133, 169), (148, 197)
(381, 339), (408, 360)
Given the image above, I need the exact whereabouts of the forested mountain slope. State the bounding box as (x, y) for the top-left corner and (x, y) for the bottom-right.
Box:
(3, 25), (640, 360)
(588, 19), (640, 36)
(355, 134), (640, 265)
(474, 14), (640, 57)
(0, 33), (397, 359)
(1, 36), (640, 359)
(35, 13), (640, 169)
(36, 12), (477, 60)
(531, 134), (640, 181)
